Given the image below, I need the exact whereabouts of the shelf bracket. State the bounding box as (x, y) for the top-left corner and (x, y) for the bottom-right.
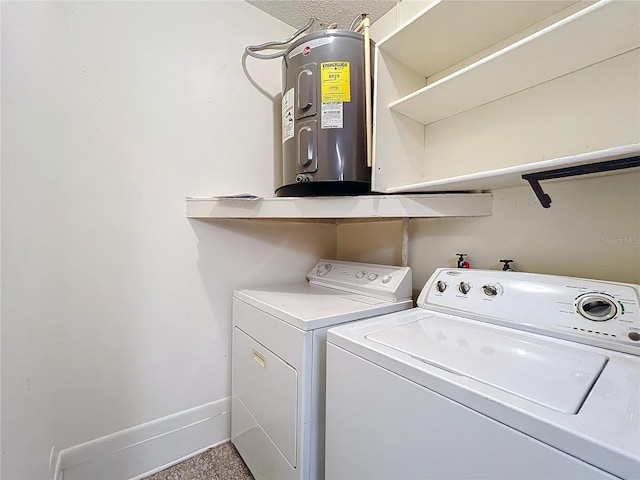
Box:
(522, 156), (640, 208)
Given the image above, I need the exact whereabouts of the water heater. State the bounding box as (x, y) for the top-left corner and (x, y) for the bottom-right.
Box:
(277, 30), (373, 197)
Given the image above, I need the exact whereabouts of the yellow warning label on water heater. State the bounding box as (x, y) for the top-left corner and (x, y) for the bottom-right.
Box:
(321, 61), (350, 103)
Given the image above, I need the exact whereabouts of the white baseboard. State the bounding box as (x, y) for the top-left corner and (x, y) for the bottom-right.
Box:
(54, 398), (230, 480)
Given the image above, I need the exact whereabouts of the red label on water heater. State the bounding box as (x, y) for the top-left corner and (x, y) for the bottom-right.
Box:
(303, 46), (311, 56)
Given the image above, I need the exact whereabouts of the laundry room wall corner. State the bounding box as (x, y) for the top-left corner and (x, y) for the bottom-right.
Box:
(337, 220), (404, 267)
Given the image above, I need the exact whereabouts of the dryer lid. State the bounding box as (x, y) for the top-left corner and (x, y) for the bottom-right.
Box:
(365, 315), (608, 414)
(235, 283), (412, 331)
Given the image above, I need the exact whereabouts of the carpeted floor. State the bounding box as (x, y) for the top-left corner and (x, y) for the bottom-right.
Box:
(143, 442), (253, 480)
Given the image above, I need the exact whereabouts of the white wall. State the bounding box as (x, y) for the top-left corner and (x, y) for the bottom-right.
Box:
(1, 2), (336, 479)
(338, 172), (640, 295)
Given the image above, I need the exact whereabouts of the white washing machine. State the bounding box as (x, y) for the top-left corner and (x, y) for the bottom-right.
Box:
(231, 259), (413, 480)
(325, 268), (640, 480)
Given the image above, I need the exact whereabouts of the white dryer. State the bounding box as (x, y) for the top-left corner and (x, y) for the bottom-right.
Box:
(231, 259), (413, 480)
(325, 268), (640, 480)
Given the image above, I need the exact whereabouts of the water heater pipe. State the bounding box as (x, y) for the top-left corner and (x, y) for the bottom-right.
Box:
(355, 16), (372, 167)
(245, 17), (315, 60)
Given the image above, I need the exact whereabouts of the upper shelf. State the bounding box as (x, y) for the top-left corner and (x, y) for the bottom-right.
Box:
(186, 194), (493, 221)
(385, 144), (640, 194)
(377, 0), (578, 80)
(386, 0), (640, 125)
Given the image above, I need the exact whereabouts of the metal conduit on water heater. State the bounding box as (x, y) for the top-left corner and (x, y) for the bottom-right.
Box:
(246, 15), (374, 197)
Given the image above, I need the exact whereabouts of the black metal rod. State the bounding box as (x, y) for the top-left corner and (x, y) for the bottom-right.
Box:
(522, 155), (640, 208)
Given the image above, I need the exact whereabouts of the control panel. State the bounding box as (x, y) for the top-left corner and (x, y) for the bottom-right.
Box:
(307, 259), (412, 302)
(417, 268), (640, 355)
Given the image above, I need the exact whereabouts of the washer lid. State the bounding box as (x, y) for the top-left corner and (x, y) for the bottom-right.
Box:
(365, 315), (608, 414)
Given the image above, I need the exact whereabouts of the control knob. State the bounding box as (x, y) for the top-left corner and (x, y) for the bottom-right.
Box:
(435, 280), (447, 293)
(482, 284), (498, 297)
(577, 295), (617, 322)
(458, 282), (471, 295)
(382, 275), (392, 284)
(368, 273), (378, 281)
(317, 263), (332, 277)
(356, 271), (365, 279)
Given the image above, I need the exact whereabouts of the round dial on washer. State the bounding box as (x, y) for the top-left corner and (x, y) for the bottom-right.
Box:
(382, 275), (392, 284)
(368, 273), (378, 281)
(577, 295), (617, 321)
(356, 271), (365, 279)
(482, 284), (498, 297)
(317, 263), (332, 277)
(436, 280), (447, 293)
(458, 282), (471, 295)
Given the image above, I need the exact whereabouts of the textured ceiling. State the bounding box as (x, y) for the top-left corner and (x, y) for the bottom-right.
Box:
(246, 0), (399, 31)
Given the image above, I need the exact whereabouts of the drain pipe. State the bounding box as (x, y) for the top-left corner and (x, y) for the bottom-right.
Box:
(401, 218), (409, 267)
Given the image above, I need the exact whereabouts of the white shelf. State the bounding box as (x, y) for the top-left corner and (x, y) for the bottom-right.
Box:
(377, 0), (578, 80)
(389, 0), (640, 125)
(186, 194), (493, 221)
(385, 144), (640, 194)
(371, 0), (640, 194)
